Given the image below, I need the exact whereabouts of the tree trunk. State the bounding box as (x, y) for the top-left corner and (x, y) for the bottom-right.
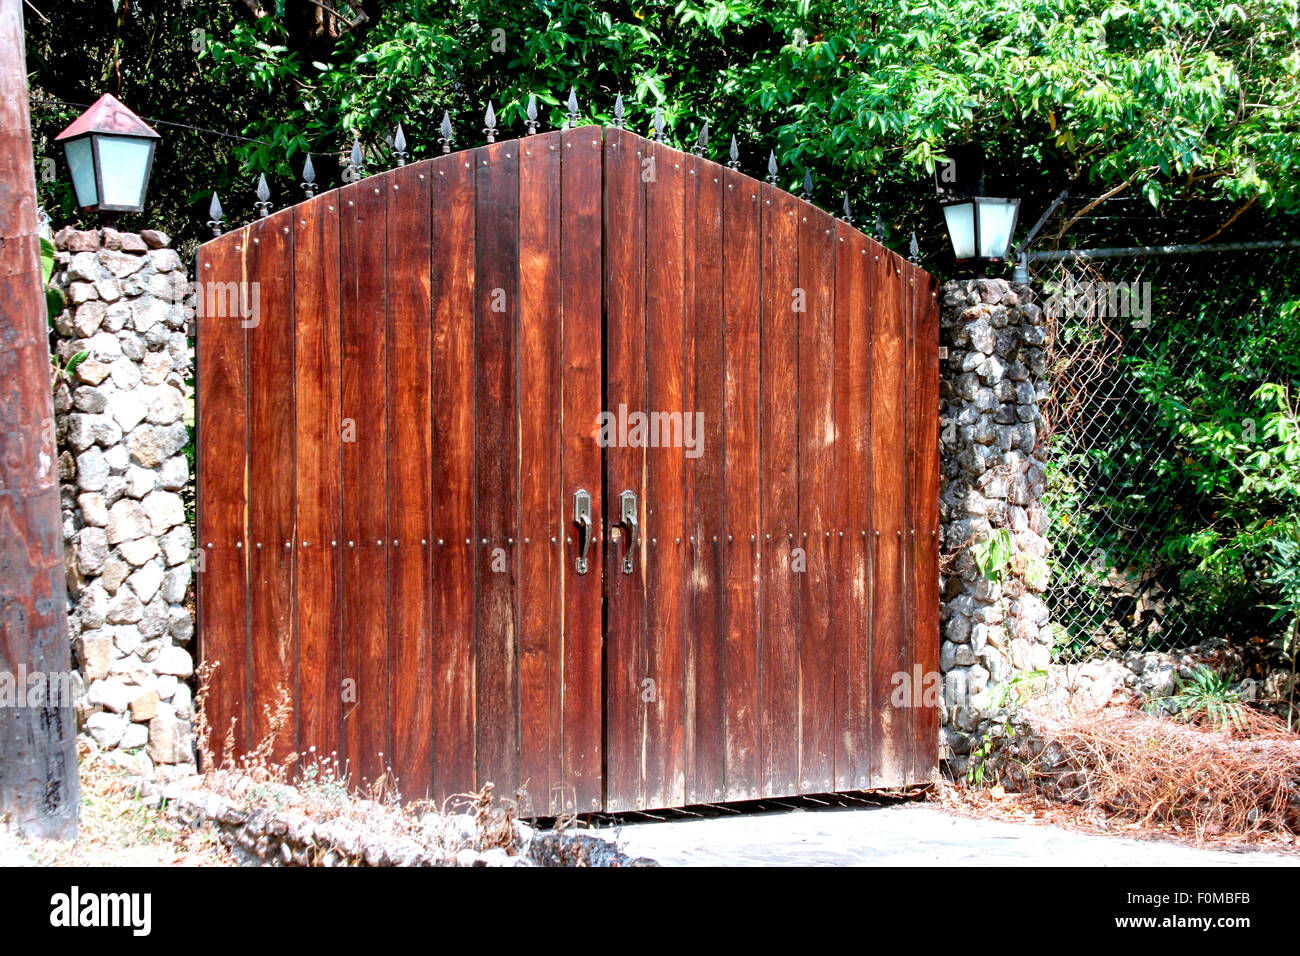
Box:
(0, 0), (79, 841)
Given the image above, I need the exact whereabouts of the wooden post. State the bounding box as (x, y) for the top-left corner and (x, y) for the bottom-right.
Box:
(0, 0), (79, 840)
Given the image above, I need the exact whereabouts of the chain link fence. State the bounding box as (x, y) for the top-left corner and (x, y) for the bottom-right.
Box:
(1024, 199), (1300, 663)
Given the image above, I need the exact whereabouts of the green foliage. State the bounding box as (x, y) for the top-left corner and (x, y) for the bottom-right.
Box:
(1149, 664), (1246, 729)
(25, 1), (1300, 254)
(965, 668), (1046, 785)
(1046, 258), (1300, 658)
(973, 528), (1014, 581)
(39, 238), (65, 323)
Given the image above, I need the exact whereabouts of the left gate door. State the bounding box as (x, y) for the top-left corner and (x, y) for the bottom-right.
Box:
(196, 128), (607, 813)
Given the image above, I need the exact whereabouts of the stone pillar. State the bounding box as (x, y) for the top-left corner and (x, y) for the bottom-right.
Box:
(51, 226), (196, 779)
(937, 277), (1053, 770)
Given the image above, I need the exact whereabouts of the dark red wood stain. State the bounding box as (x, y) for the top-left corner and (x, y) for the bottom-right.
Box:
(720, 168), (762, 801)
(430, 151), (477, 801)
(559, 127), (605, 813)
(387, 161), (434, 799)
(197, 233), (249, 757)
(292, 192), (343, 774)
(473, 141), (520, 795)
(196, 127), (940, 811)
(601, 127), (647, 813)
(518, 131), (563, 814)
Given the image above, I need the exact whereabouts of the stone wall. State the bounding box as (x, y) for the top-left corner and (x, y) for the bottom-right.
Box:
(937, 277), (1053, 770)
(51, 226), (196, 779)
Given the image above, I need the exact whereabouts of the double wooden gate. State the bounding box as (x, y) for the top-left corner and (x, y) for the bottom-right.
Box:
(197, 125), (939, 813)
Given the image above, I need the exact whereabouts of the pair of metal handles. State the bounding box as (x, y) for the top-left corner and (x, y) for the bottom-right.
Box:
(573, 489), (637, 575)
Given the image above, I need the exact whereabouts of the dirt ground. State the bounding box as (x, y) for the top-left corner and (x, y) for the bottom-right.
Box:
(0, 750), (230, 867)
(3, 742), (1296, 867)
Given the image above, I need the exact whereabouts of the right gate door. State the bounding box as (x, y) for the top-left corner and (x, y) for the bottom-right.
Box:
(601, 127), (939, 812)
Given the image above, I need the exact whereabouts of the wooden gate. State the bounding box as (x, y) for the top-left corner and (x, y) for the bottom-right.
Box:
(197, 125), (939, 814)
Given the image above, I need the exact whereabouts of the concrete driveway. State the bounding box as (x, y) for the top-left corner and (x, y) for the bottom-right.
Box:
(606, 803), (1298, 866)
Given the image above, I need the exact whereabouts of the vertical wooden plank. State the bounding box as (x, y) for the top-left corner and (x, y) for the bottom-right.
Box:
(517, 130), (563, 813)
(644, 140), (688, 809)
(689, 155), (726, 805)
(912, 264), (942, 782)
(430, 151), (477, 802)
(902, 257), (919, 782)
(293, 192), (342, 773)
(0, 0), (78, 836)
(869, 250), (909, 787)
(760, 184), (800, 798)
(721, 168), (761, 801)
(340, 178), (389, 787)
(387, 161), (434, 799)
(833, 227), (874, 791)
(560, 126), (604, 813)
(797, 208), (835, 793)
(602, 127), (646, 813)
(197, 233), (249, 759)
(246, 212), (296, 763)
(473, 141), (520, 795)
(681, 154), (698, 805)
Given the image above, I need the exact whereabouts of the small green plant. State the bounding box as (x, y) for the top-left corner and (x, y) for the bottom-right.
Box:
(972, 528), (1014, 582)
(39, 237), (65, 323)
(51, 349), (89, 383)
(1264, 533), (1300, 729)
(964, 669), (1046, 786)
(1150, 665), (1246, 731)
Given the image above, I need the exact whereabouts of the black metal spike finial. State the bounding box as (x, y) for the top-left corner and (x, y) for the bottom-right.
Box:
(693, 121), (709, 156)
(727, 135), (739, 169)
(392, 122), (408, 166)
(300, 154), (317, 198)
(874, 211), (885, 242)
(566, 87), (579, 128)
(652, 108), (665, 143)
(348, 138), (365, 180)
(801, 169), (813, 201)
(766, 150), (778, 185)
(207, 192), (225, 237)
(483, 102), (498, 143)
(254, 173), (272, 218)
(439, 111), (454, 154)
(526, 93), (539, 134)
(613, 93), (625, 129)
(909, 231), (920, 263)
(842, 193), (853, 226)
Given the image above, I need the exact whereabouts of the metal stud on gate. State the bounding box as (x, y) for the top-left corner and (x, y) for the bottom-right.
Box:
(766, 150), (778, 185)
(300, 154), (317, 198)
(483, 102), (498, 143)
(613, 93), (626, 129)
(253, 173), (272, 218)
(566, 87), (580, 128)
(693, 121), (709, 156)
(207, 192), (225, 237)
(392, 122), (408, 166)
(727, 135), (740, 169)
(439, 111), (454, 153)
(525, 93), (539, 135)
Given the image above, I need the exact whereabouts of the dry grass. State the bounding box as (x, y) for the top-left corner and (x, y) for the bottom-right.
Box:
(186, 662), (528, 859)
(973, 705), (1300, 848)
(0, 740), (232, 866)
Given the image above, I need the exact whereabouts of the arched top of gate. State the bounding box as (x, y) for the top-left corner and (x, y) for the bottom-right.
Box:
(198, 125), (932, 288)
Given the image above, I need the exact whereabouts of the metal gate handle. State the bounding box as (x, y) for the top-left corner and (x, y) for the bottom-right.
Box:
(619, 490), (638, 574)
(573, 489), (592, 574)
